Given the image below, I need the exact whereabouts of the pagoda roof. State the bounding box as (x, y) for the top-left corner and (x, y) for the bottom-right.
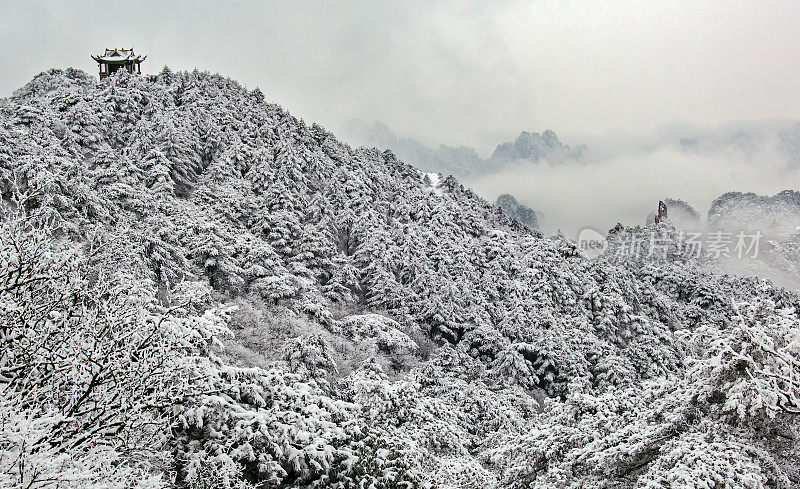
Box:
(92, 48), (146, 63)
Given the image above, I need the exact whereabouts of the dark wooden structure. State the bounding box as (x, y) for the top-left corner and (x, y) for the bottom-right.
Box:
(92, 48), (146, 80)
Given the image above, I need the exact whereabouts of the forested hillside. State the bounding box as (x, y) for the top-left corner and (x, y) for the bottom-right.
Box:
(1, 68), (798, 488)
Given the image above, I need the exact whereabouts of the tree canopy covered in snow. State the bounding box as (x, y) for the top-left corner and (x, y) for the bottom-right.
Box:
(0, 68), (798, 488)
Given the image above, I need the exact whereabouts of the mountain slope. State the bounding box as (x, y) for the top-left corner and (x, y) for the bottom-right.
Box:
(495, 193), (540, 230)
(1, 68), (798, 488)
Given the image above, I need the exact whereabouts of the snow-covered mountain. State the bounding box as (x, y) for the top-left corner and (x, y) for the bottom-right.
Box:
(488, 129), (584, 166)
(495, 193), (540, 230)
(645, 192), (799, 237)
(1, 68), (798, 488)
(705, 190), (800, 289)
(645, 198), (702, 229)
(637, 193), (800, 289)
(708, 190), (800, 236)
(341, 119), (583, 178)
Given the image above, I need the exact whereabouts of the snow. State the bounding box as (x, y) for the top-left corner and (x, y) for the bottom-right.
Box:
(424, 171), (443, 196)
(2, 67), (798, 488)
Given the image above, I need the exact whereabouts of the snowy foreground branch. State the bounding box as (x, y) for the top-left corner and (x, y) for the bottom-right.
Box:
(0, 211), (231, 488)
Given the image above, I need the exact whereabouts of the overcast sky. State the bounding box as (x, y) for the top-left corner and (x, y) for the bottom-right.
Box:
(2, 0), (800, 154)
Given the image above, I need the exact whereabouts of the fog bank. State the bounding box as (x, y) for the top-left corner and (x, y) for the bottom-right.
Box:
(465, 140), (800, 238)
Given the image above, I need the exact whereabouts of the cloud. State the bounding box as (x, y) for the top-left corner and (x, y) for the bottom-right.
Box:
(465, 134), (800, 238)
(3, 1), (800, 152)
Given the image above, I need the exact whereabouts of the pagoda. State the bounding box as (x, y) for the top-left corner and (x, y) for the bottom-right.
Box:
(92, 47), (146, 80)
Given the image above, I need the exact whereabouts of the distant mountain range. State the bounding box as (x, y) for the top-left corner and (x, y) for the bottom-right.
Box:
(343, 119), (800, 180)
(671, 121), (800, 168)
(340, 119), (584, 178)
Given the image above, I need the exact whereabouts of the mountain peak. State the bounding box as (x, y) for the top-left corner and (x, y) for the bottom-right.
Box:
(490, 129), (583, 163)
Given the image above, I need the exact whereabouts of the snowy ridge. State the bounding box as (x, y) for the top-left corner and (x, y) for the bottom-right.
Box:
(0, 68), (798, 488)
(708, 190), (800, 236)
